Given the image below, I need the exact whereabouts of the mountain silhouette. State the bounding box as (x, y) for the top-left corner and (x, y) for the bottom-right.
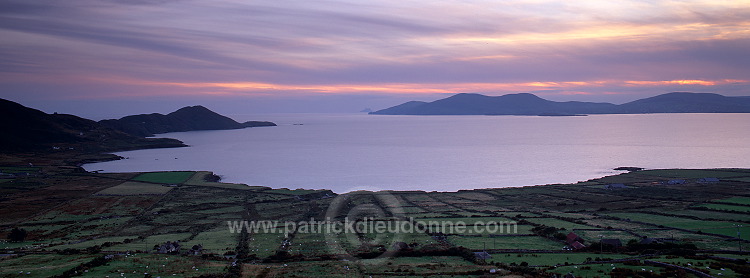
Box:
(371, 92), (750, 115)
(0, 98), (185, 152)
(100, 105), (276, 137)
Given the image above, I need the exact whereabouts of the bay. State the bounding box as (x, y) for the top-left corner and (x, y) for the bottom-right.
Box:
(84, 113), (750, 193)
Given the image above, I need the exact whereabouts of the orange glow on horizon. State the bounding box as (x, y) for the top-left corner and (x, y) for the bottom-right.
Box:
(144, 78), (749, 96)
(69, 75), (749, 99)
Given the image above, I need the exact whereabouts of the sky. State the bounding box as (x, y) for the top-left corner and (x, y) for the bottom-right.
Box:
(1, 0), (749, 118)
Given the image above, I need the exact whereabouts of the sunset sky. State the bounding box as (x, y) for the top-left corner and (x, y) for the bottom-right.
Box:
(1, 0), (749, 117)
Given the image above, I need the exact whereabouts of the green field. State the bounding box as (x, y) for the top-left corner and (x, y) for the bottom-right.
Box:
(487, 253), (633, 266)
(524, 217), (593, 230)
(248, 232), (286, 258)
(103, 233), (193, 252)
(660, 209), (750, 222)
(132, 171), (195, 184)
(95, 181), (173, 195)
(51, 236), (136, 250)
(5, 167), (750, 277)
(697, 203), (750, 213)
(451, 235), (563, 250)
(639, 169), (748, 179)
(78, 254), (226, 278)
(606, 212), (748, 237)
(0, 254), (97, 277)
(549, 263), (663, 277)
(716, 196), (750, 205)
(181, 228), (238, 254)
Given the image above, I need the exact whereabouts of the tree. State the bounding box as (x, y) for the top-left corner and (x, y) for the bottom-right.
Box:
(8, 227), (27, 242)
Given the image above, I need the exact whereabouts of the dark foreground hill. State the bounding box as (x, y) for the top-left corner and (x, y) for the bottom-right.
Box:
(100, 105), (276, 137)
(0, 98), (185, 152)
(371, 92), (750, 115)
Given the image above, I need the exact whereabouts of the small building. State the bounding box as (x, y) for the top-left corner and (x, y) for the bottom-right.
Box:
(666, 179), (686, 185)
(157, 241), (181, 254)
(566, 232), (583, 244)
(600, 238), (622, 248)
(474, 251), (492, 260)
(189, 244), (203, 255)
(570, 241), (586, 250)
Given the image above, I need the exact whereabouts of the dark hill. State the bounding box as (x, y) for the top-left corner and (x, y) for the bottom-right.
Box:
(614, 92), (750, 113)
(100, 105), (276, 137)
(371, 92), (750, 115)
(0, 98), (185, 152)
(371, 93), (615, 115)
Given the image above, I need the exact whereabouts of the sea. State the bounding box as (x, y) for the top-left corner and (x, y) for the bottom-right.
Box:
(83, 113), (750, 193)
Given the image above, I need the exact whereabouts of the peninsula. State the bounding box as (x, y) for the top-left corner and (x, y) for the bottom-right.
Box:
(371, 92), (750, 115)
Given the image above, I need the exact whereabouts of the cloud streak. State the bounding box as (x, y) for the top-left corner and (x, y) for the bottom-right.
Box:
(1, 0), (749, 111)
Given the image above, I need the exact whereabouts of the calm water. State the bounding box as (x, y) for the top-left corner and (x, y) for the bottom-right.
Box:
(84, 113), (750, 193)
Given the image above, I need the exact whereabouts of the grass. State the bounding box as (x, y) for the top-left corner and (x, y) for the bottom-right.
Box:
(575, 230), (639, 244)
(0, 166), (40, 173)
(462, 224), (534, 235)
(181, 228), (238, 254)
(184, 171), (264, 189)
(607, 212), (748, 238)
(548, 263), (664, 278)
(264, 261), (363, 277)
(0, 254), (97, 277)
(25, 211), (111, 224)
(51, 236), (136, 250)
(716, 197), (750, 205)
(487, 253), (633, 266)
(94, 181), (173, 195)
(248, 232), (286, 258)
(265, 188), (330, 195)
(288, 232), (330, 256)
(79, 253), (226, 278)
(358, 256), (482, 277)
(103, 233), (193, 252)
(416, 217), (514, 225)
(132, 171), (195, 184)
(6, 165), (750, 277)
(696, 203), (750, 213)
(523, 217), (592, 230)
(651, 256), (739, 277)
(451, 235), (563, 250)
(658, 209), (750, 222)
(639, 169), (750, 179)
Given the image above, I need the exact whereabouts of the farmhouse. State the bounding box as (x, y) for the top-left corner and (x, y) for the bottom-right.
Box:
(570, 241), (586, 250)
(566, 232), (586, 250)
(566, 232), (583, 244)
(157, 241), (181, 254)
(600, 238), (622, 248)
(189, 244), (203, 255)
(473, 251), (492, 260)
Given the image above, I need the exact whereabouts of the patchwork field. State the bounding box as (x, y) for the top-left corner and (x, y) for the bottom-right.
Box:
(2, 168), (750, 277)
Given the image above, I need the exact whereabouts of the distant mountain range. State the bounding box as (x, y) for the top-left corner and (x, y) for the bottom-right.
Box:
(0, 99), (275, 152)
(100, 105), (276, 137)
(370, 92), (750, 115)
